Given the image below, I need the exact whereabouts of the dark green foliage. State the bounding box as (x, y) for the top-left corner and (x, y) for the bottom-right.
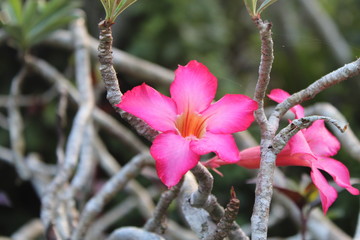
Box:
(1, 0), (79, 52)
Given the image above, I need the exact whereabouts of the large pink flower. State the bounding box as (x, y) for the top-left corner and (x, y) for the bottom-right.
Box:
(204, 89), (359, 213)
(117, 60), (258, 187)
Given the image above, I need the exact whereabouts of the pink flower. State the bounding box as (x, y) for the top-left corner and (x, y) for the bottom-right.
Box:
(205, 89), (359, 213)
(117, 60), (258, 187)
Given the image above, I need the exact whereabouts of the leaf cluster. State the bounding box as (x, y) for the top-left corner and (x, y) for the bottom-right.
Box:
(243, 0), (278, 17)
(0, 0), (79, 53)
(98, 0), (137, 24)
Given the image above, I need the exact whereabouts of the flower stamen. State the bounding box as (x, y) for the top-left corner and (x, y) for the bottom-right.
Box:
(176, 111), (207, 138)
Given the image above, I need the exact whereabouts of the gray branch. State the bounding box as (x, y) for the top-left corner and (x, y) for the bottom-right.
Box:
(72, 153), (153, 239)
(144, 179), (183, 234)
(253, 18), (274, 128)
(106, 227), (165, 240)
(273, 115), (347, 154)
(271, 58), (360, 122)
(250, 17), (276, 240)
(7, 67), (31, 180)
(305, 103), (360, 163)
(40, 14), (95, 230)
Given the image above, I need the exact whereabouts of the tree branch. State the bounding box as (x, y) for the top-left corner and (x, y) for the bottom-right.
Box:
(144, 179), (183, 234)
(106, 227), (165, 240)
(72, 153), (153, 239)
(250, 17), (276, 240)
(273, 115), (347, 154)
(7, 67), (31, 180)
(305, 103), (360, 163)
(205, 188), (241, 240)
(40, 14), (95, 230)
(98, 21), (159, 141)
(253, 18), (274, 128)
(271, 58), (360, 122)
(39, 29), (174, 86)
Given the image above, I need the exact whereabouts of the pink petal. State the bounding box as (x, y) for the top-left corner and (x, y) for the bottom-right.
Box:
(287, 130), (315, 157)
(190, 132), (239, 163)
(117, 83), (177, 132)
(170, 60), (217, 114)
(268, 89), (304, 118)
(313, 157), (360, 195)
(276, 153), (311, 167)
(150, 132), (199, 188)
(310, 167), (338, 214)
(276, 131), (316, 167)
(202, 94), (258, 134)
(304, 120), (340, 157)
(237, 146), (261, 169)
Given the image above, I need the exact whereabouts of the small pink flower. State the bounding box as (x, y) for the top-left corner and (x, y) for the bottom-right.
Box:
(117, 60), (258, 187)
(204, 89), (359, 213)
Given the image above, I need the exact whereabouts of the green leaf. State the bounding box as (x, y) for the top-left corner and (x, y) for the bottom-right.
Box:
(1, 0), (79, 51)
(257, 0), (279, 15)
(98, 0), (137, 22)
(243, 0), (257, 17)
(5, 0), (23, 23)
(27, 0), (79, 45)
(113, 0), (137, 20)
(22, 0), (38, 29)
(99, 0), (111, 19)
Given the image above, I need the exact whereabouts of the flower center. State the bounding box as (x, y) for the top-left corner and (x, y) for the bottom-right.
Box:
(175, 111), (207, 139)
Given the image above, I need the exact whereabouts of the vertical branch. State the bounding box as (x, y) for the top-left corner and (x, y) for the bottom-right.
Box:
(41, 13), (95, 229)
(190, 163), (214, 207)
(144, 179), (183, 233)
(206, 188), (241, 240)
(7, 67), (31, 180)
(98, 21), (159, 141)
(186, 164), (249, 240)
(251, 17), (277, 240)
(55, 87), (68, 166)
(98, 21), (122, 107)
(70, 124), (96, 196)
(253, 18), (274, 128)
(71, 153), (152, 240)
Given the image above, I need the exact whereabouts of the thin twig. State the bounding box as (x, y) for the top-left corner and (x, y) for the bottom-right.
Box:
(7, 67), (31, 180)
(305, 103), (360, 163)
(93, 132), (156, 219)
(41, 29), (174, 85)
(40, 14), (95, 230)
(253, 18), (274, 128)
(0, 146), (12, 164)
(85, 186), (159, 240)
(144, 179), (184, 233)
(206, 188), (241, 240)
(273, 115), (347, 154)
(72, 153), (153, 240)
(191, 164), (249, 240)
(70, 124), (97, 210)
(26, 55), (148, 153)
(190, 163), (214, 207)
(11, 219), (44, 240)
(271, 58), (360, 122)
(106, 227), (165, 240)
(180, 171), (249, 240)
(55, 87), (67, 166)
(0, 86), (58, 107)
(98, 21), (159, 141)
(250, 17), (276, 240)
